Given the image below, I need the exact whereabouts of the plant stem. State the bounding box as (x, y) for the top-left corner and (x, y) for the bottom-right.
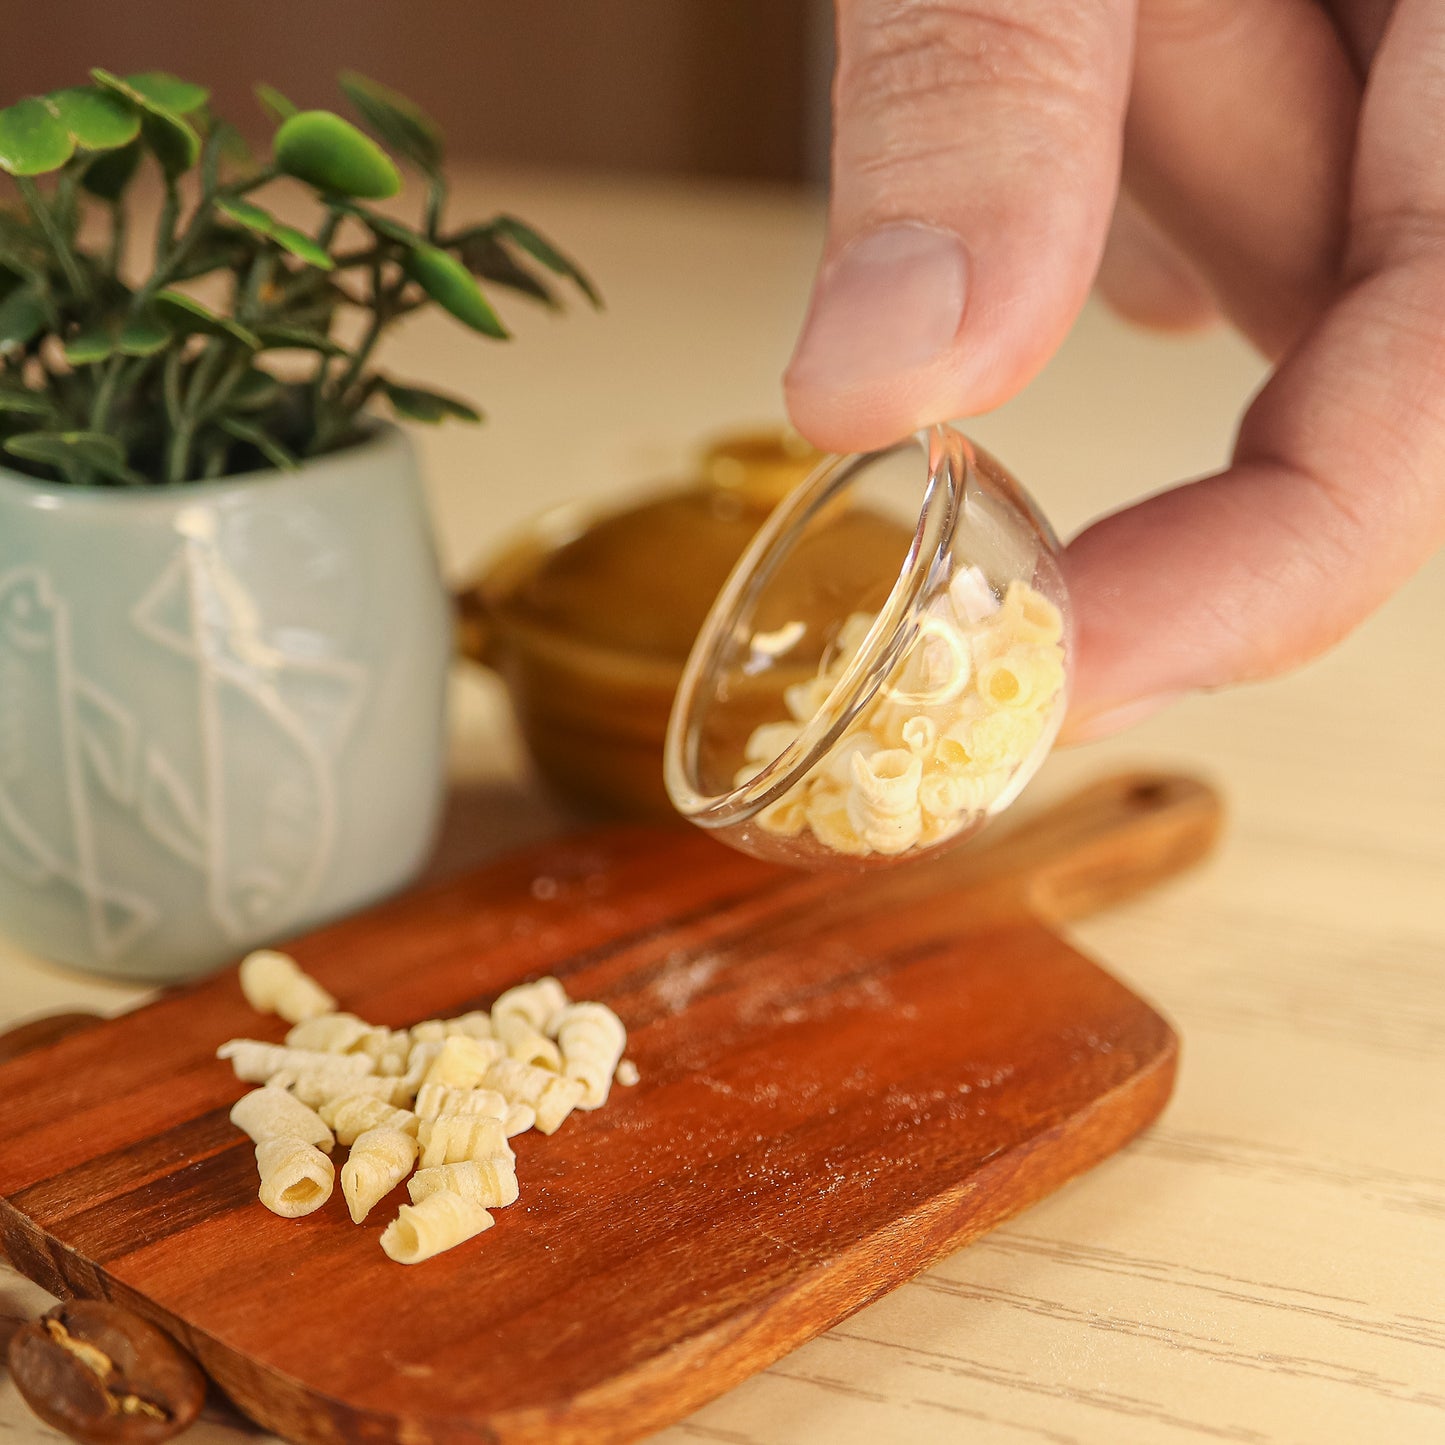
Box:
(137, 161), (270, 314)
(106, 201), (127, 276)
(424, 174), (448, 240)
(154, 178), (181, 273)
(162, 348), (186, 480)
(183, 341), (228, 414)
(311, 262), (396, 453)
(196, 349), (253, 423)
(89, 355), (126, 431)
(237, 250), (275, 323)
(16, 177), (89, 300)
(229, 165), (279, 198)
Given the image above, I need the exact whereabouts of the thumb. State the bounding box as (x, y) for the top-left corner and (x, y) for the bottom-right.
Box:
(786, 0), (1134, 453)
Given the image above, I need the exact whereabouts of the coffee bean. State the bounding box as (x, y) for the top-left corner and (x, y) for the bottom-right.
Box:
(7, 1300), (205, 1444)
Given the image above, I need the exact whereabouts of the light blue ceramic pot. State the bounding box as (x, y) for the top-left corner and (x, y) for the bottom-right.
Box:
(0, 426), (450, 982)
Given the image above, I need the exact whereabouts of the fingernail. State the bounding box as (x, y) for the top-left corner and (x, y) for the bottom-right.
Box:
(1062, 692), (1185, 744)
(787, 223), (968, 393)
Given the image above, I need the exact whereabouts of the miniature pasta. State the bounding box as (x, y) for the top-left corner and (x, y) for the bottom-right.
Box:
(445, 1011), (495, 1040)
(886, 616), (971, 706)
(288, 1070), (410, 1109)
(481, 1058), (584, 1134)
(999, 577), (1063, 644)
(744, 720), (801, 763)
(229, 1086), (334, 1153)
(554, 1003), (627, 1110)
(370, 1032), (413, 1077)
(340, 1126), (419, 1224)
(238, 950), (335, 1024)
(225, 956), (630, 1261)
(408, 1158), (519, 1210)
(398, 1040), (443, 1095)
(422, 1035), (505, 1089)
(804, 785), (870, 856)
(216, 1040), (372, 1085)
(744, 577), (1066, 856)
(756, 788), (810, 838)
(283, 1013), (373, 1054)
(492, 977), (570, 1035)
(318, 1094), (419, 1146)
(413, 1083), (508, 1122)
(416, 1115), (512, 1169)
(380, 1193), (492, 1265)
(503, 1102), (537, 1137)
(492, 1012), (563, 1071)
(255, 1138), (334, 1218)
(948, 565), (1000, 624)
(976, 647), (1065, 712)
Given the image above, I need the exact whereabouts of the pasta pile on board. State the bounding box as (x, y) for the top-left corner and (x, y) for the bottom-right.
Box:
(219, 951), (636, 1264)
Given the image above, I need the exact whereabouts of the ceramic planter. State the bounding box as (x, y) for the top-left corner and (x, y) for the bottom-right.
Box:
(0, 426), (450, 982)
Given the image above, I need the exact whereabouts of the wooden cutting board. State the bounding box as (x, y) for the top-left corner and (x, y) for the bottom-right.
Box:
(0, 771), (1219, 1445)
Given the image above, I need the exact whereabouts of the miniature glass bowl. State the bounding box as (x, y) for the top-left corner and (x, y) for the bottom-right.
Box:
(664, 423), (1072, 868)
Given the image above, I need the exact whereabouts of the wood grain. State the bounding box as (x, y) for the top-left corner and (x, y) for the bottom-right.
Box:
(0, 773), (1217, 1445)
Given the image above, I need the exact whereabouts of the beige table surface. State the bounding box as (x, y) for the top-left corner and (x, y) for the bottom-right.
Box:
(2, 168), (1442, 1445)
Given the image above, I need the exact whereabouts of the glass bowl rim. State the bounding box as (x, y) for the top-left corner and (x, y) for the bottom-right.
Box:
(663, 422), (979, 829)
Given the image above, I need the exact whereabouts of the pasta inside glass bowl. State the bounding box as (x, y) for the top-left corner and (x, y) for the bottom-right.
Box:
(663, 423), (1072, 868)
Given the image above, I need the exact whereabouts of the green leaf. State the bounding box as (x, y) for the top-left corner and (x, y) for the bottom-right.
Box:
(4, 429), (148, 485)
(140, 111), (201, 177)
(215, 198), (335, 270)
(270, 222), (334, 270)
(167, 227), (252, 282)
(274, 111), (401, 199)
(228, 368), (283, 411)
(383, 380), (482, 424)
(47, 87), (140, 151)
(123, 72), (209, 115)
(255, 83), (299, 123)
(452, 228), (558, 308)
(219, 414), (299, 470)
(0, 284), (47, 349)
(0, 97), (74, 177)
(91, 69), (200, 177)
(338, 71), (442, 173)
(333, 200), (416, 246)
(117, 310), (172, 356)
(153, 289), (261, 348)
(213, 121), (255, 172)
(254, 324), (344, 355)
(404, 245), (507, 337)
(214, 196), (272, 232)
(63, 322), (114, 366)
(80, 140), (142, 199)
(0, 379), (53, 416)
(492, 216), (601, 308)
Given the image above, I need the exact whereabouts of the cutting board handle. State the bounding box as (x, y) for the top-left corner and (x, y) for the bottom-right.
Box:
(977, 771), (1223, 923)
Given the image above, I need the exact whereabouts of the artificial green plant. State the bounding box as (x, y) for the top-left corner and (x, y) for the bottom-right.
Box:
(0, 70), (598, 485)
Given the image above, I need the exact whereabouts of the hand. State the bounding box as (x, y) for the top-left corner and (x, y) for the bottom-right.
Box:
(785, 0), (1445, 738)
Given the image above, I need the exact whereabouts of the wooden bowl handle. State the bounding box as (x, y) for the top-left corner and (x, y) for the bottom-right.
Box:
(452, 584), (498, 669)
(979, 772), (1223, 924)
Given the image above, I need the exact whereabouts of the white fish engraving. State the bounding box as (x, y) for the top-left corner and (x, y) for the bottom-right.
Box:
(0, 566), (156, 960)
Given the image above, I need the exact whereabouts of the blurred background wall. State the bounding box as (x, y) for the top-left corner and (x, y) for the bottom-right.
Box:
(0, 0), (834, 182)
